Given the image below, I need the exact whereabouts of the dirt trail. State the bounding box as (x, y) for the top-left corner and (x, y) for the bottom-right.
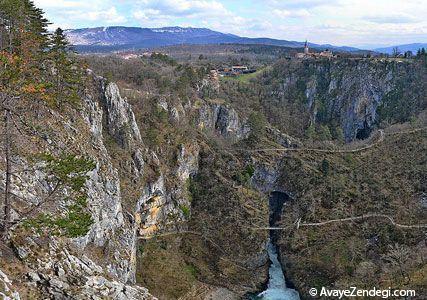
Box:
(230, 126), (426, 154)
(252, 213), (427, 231)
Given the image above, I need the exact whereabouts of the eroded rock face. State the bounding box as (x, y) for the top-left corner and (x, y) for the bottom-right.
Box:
(303, 62), (396, 141)
(79, 81), (137, 284)
(0, 74), (156, 298)
(10, 235), (156, 300)
(136, 144), (199, 237)
(0, 269), (20, 300)
(100, 80), (142, 149)
(198, 103), (250, 139)
(268, 59), (425, 141)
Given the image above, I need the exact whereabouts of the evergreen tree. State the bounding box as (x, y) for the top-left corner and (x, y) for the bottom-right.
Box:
(247, 111), (267, 142)
(0, 1), (90, 237)
(305, 123), (316, 140)
(321, 159), (330, 176)
(1, 2), (52, 233)
(50, 27), (69, 52)
(318, 124), (332, 141)
(48, 27), (81, 108)
(333, 126), (344, 142)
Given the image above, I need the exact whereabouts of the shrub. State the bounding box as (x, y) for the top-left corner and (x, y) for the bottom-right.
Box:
(179, 205), (190, 218)
(318, 125), (332, 141)
(305, 124), (316, 140)
(247, 112), (266, 141)
(234, 164), (255, 185)
(24, 153), (95, 238)
(320, 159), (330, 176)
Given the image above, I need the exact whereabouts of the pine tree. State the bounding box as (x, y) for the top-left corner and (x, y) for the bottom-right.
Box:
(1, 1), (90, 237)
(48, 27), (81, 108)
(318, 124), (332, 141)
(1, 1), (51, 232)
(0, 0), (50, 53)
(50, 27), (69, 52)
(305, 123), (316, 140)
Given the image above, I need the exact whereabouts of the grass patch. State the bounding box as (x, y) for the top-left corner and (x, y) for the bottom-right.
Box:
(220, 67), (268, 84)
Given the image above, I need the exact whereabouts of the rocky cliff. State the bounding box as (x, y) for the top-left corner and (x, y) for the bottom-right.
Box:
(0, 73), (157, 299)
(262, 59), (426, 141)
(0, 70), (269, 300)
(2, 54), (425, 300)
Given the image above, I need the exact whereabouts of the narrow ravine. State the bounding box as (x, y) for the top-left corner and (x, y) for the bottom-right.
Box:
(256, 192), (300, 300)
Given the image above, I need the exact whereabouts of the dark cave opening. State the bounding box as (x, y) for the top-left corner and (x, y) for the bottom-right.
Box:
(268, 191), (296, 290)
(355, 121), (372, 140)
(269, 191), (289, 247)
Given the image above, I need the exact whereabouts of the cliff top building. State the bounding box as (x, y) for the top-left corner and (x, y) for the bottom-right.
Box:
(304, 40), (309, 55)
(295, 40), (335, 59)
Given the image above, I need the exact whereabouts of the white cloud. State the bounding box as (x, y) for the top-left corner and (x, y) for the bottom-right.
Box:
(133, 9), (172, 27)
(84, 7), (126, 24)
(362, 13), (418, 24)
(135, 0), (231, 19)
(133, 0), (240, 30)
(34, 0), (104, 9)
(33, 0), (427, 45)
(273, 9), (311, 18)
(264, 0), (339, 9)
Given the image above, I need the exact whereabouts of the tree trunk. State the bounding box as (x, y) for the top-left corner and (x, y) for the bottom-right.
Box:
(3, 95), (12, 233)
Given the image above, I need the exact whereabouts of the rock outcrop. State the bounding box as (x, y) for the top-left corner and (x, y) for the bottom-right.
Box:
(10, 233), (156, 300)
(0, 269), (20, 300)
(264, 59), (426, 141)
(0, 74), (156, 298)
(101, 81), (142, 149)
(197, 102), (250, 139)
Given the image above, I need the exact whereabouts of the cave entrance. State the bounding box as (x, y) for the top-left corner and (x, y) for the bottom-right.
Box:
(269, 191), (289, 242)
(356, 121), (372, 140)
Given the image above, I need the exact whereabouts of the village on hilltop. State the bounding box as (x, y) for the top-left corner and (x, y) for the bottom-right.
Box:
(295, 41), (335, 59)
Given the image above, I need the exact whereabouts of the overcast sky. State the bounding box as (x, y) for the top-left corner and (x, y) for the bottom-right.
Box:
(34, 0), (427, 48)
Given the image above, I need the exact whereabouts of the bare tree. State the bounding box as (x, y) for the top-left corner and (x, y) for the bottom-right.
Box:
(392, 47), (401, 58)
(2, 94), (12, 232)
(382, 243), (411, 283)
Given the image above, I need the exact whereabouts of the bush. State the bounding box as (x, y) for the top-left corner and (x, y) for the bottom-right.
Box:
(234, 164), (255, 185)
(333, 126), (345, 142)
(305, 124), (316, 140)
(318, 125), (332, 141)
(247, 112), (266, 141)
(179, 205), (190, 218)
(24, 153), (95, 237)
(320, 159), (330, 176)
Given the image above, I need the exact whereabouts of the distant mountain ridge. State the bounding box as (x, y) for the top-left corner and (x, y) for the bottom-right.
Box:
(65, 26), (361, 53)
(374, 43), (427, 54)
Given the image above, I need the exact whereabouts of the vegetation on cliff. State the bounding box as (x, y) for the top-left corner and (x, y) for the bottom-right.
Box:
(0, 0), (93, 238)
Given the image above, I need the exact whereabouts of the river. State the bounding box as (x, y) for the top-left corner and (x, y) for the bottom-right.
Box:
(253, 191), (300, 300)
(255, 239), (300, 300)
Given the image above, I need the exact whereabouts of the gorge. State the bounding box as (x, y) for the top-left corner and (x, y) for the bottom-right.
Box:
(1, 9), (426, 298)
(255, 191), (300, 300)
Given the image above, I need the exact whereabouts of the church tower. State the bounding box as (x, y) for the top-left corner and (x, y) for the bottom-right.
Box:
(304, 40), (309, 55)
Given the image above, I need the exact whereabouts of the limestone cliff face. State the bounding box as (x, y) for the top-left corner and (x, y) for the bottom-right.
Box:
(1, 74), (188, 299)
(78, 74), (144, 284)
(265, 59), (426, 141)
(102, 81), (142, 149)
(0, 69), (267, 299)
(197, 102), (250, 139)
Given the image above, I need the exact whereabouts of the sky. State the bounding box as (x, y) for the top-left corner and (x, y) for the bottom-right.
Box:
(34, 0), (427, 48)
